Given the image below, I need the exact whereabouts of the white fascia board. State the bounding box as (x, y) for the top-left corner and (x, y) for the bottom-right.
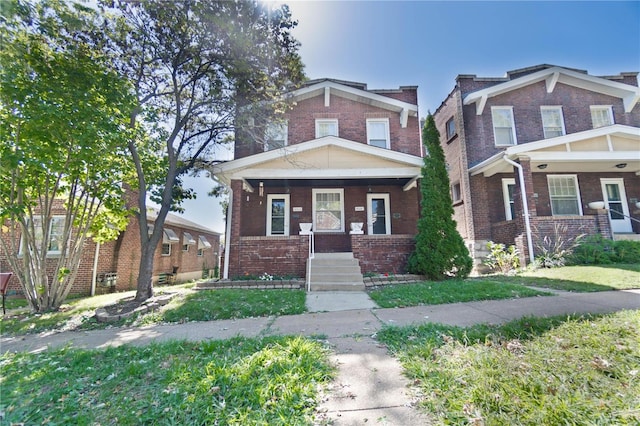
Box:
(505, 124), (640, 156)
(289, 81), (418, 116)
(523, 151), (640, 162)
(464, 67), (640, 114)
(227, 167), (422, 180)
(468, 151), (505, 176)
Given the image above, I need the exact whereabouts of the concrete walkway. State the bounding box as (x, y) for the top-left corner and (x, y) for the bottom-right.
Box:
(2, 289), (640, 425)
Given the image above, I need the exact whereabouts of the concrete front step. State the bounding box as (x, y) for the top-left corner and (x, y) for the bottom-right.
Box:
(308, 252), (365, 291)
(613, 233), (640, 241)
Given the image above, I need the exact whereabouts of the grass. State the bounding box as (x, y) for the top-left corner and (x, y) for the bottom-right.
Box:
(368, 279), (551, 308)
(0, 287), (306, 336)
(377, 310), (640, 425)
(0, 335), (334, 425)
(514, 264), (640, 291)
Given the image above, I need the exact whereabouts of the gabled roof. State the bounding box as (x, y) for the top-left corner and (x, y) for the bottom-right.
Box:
(286, 79), (418, 128)
(463, 66), (640, 115)
(211, 137), (423, 190)
(147, 208), (220, 235)
(469, 124), (640, 176)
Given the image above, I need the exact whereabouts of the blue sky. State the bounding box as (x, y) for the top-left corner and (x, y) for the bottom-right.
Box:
(177, 0), (640, 233)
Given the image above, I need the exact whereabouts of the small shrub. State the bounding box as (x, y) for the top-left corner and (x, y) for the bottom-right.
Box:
(613, 240), (640, 263)
(570, 234), (616, 265)
(533, 224), (584, 268)
(483, 241), (520, 275)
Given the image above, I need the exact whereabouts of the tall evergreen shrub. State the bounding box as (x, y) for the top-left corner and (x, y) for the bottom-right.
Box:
(408, 115), (473, 279)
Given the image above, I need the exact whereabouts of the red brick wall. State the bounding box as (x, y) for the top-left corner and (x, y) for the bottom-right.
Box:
(228, 235), (309, 278)
(352, 234), (415, 274)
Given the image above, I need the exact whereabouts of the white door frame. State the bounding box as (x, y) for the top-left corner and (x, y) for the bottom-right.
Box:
(266, 194), (290, 236)
(367, 193), (391, 235)
(600, 178), (632, 233)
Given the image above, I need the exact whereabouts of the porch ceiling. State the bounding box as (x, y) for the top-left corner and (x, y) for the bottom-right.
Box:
(470, 125), (640, 177)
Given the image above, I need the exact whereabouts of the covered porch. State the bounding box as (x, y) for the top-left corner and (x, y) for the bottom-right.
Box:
(212, 137), (423, 279)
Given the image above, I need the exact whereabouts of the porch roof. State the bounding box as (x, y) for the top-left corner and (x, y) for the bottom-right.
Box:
(211, 137), (424, 190)
(469, 124), (640, 177)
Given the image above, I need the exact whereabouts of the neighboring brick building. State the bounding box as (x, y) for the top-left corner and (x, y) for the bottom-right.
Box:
(0, 207), (220, 296)
(433, 64), (640, 269)
(212, 79), (423, 279)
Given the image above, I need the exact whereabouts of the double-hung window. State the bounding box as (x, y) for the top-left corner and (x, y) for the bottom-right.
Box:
(366, 118), (390, 148)
(315, 119), (338, 138)
(267, 194), (290, 236)
(446, 117), (456, 140)
(264, 120), (288, 151)
(540, 106), (566, 138)
(22, 216), (66, 256)
(491, 107), (517, 146)
(547, 175), (583, 216)
(590, 106), (614, 128)
(313, 189), (344, 232)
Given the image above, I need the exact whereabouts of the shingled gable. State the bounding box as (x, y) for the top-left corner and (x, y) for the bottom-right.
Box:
(469, 124), (640, 176)
(212, 136), (423, 191)
(463, 65), (640, 115)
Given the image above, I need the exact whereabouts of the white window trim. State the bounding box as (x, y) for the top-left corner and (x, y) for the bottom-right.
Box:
(161, 243), (171, 256)
(312, 188), (345, 233)
(366, 118), (390, 149)
(264, 120), (288, 152)
(547, 174), (583, 216)
(367, 193), (391, 235)
(266, 194), (290, 236)
(491, 106), (517, 146)
(446, 116), (456, 140)
(540, 106), (566, 138)
(19, 216), (66, 256)
(502, 178), (516, 221)
(315, 119), (339, 138)
(590, 105), (614, 128)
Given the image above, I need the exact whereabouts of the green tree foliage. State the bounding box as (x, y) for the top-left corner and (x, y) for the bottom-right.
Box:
(98, 0), (306, 301)
(408, 115), (472, 279)
(0, 0), (135, 311)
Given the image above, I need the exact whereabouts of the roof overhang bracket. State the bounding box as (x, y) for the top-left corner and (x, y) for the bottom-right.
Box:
(403, 175), (420, 191)
(324, 87), (331, 107)
(400, 108), (409, 128)
(475, 95), (488, 115)
(623, 93), (640, 113)
(242, 178), (254, 193)
(545, 71), (560, 93)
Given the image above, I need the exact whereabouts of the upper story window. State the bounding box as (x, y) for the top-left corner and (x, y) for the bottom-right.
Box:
(547, 175), (583, 216)
(590, 106), (614, 128)
(451, 182), (462, 203)
(540, 106), (566, 138)
(491, 106), (517, 146)
(446, 117), (456, 140)
(264, 121), (288, 151)
(366, 118), (390, 148)
(315, 119), (338, 138)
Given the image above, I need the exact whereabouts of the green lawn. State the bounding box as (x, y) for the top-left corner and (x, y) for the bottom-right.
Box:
(377, 310), (640, 425)
(368, 279), (551, 308)
(514, 264), (640, 291)
(0, 336), (334, 425)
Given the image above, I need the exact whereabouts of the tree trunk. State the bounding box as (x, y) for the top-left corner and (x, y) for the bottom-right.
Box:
(135, 244), (155, 302)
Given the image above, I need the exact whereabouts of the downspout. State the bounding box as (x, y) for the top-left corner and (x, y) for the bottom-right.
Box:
(502, 155), (535, 264)
(90, 242), (100, 296)
(223, 185), (232, 280)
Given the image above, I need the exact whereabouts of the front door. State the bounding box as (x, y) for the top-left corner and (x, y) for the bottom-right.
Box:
(600, 178), (632, 233)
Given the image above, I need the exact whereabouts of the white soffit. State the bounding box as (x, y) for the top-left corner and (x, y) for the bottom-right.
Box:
(463, 67), (640, 115)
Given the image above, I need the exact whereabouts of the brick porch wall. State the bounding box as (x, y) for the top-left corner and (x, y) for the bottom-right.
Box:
(228, 235), (309, 279)
(351, 234), (415, 274)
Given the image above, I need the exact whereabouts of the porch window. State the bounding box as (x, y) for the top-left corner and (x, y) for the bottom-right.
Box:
(315, 119), (338, 138)
(313, 189), (344, 232)
(366, 118), (390, 148)
(367, 194), (391, 235)
(540, 106), (565, 138)
(267, 194), (290, 236)
(264, 120), (288, 151)
(590, 106), (614, 128)
(491, 107), (517, 146)
(502, 178), (516, 221)
(547, 175), (583, 216)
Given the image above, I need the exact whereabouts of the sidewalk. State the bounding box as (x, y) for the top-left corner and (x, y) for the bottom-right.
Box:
(2, 289), (639, 425)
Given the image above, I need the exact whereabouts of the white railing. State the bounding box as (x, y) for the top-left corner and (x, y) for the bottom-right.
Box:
(306, 231), (314, 292)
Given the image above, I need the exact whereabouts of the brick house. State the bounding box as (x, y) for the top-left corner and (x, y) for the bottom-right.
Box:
(433, 64), (640, 269)
(212, 79), (424, 286)
(0, 206), (220, 296)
